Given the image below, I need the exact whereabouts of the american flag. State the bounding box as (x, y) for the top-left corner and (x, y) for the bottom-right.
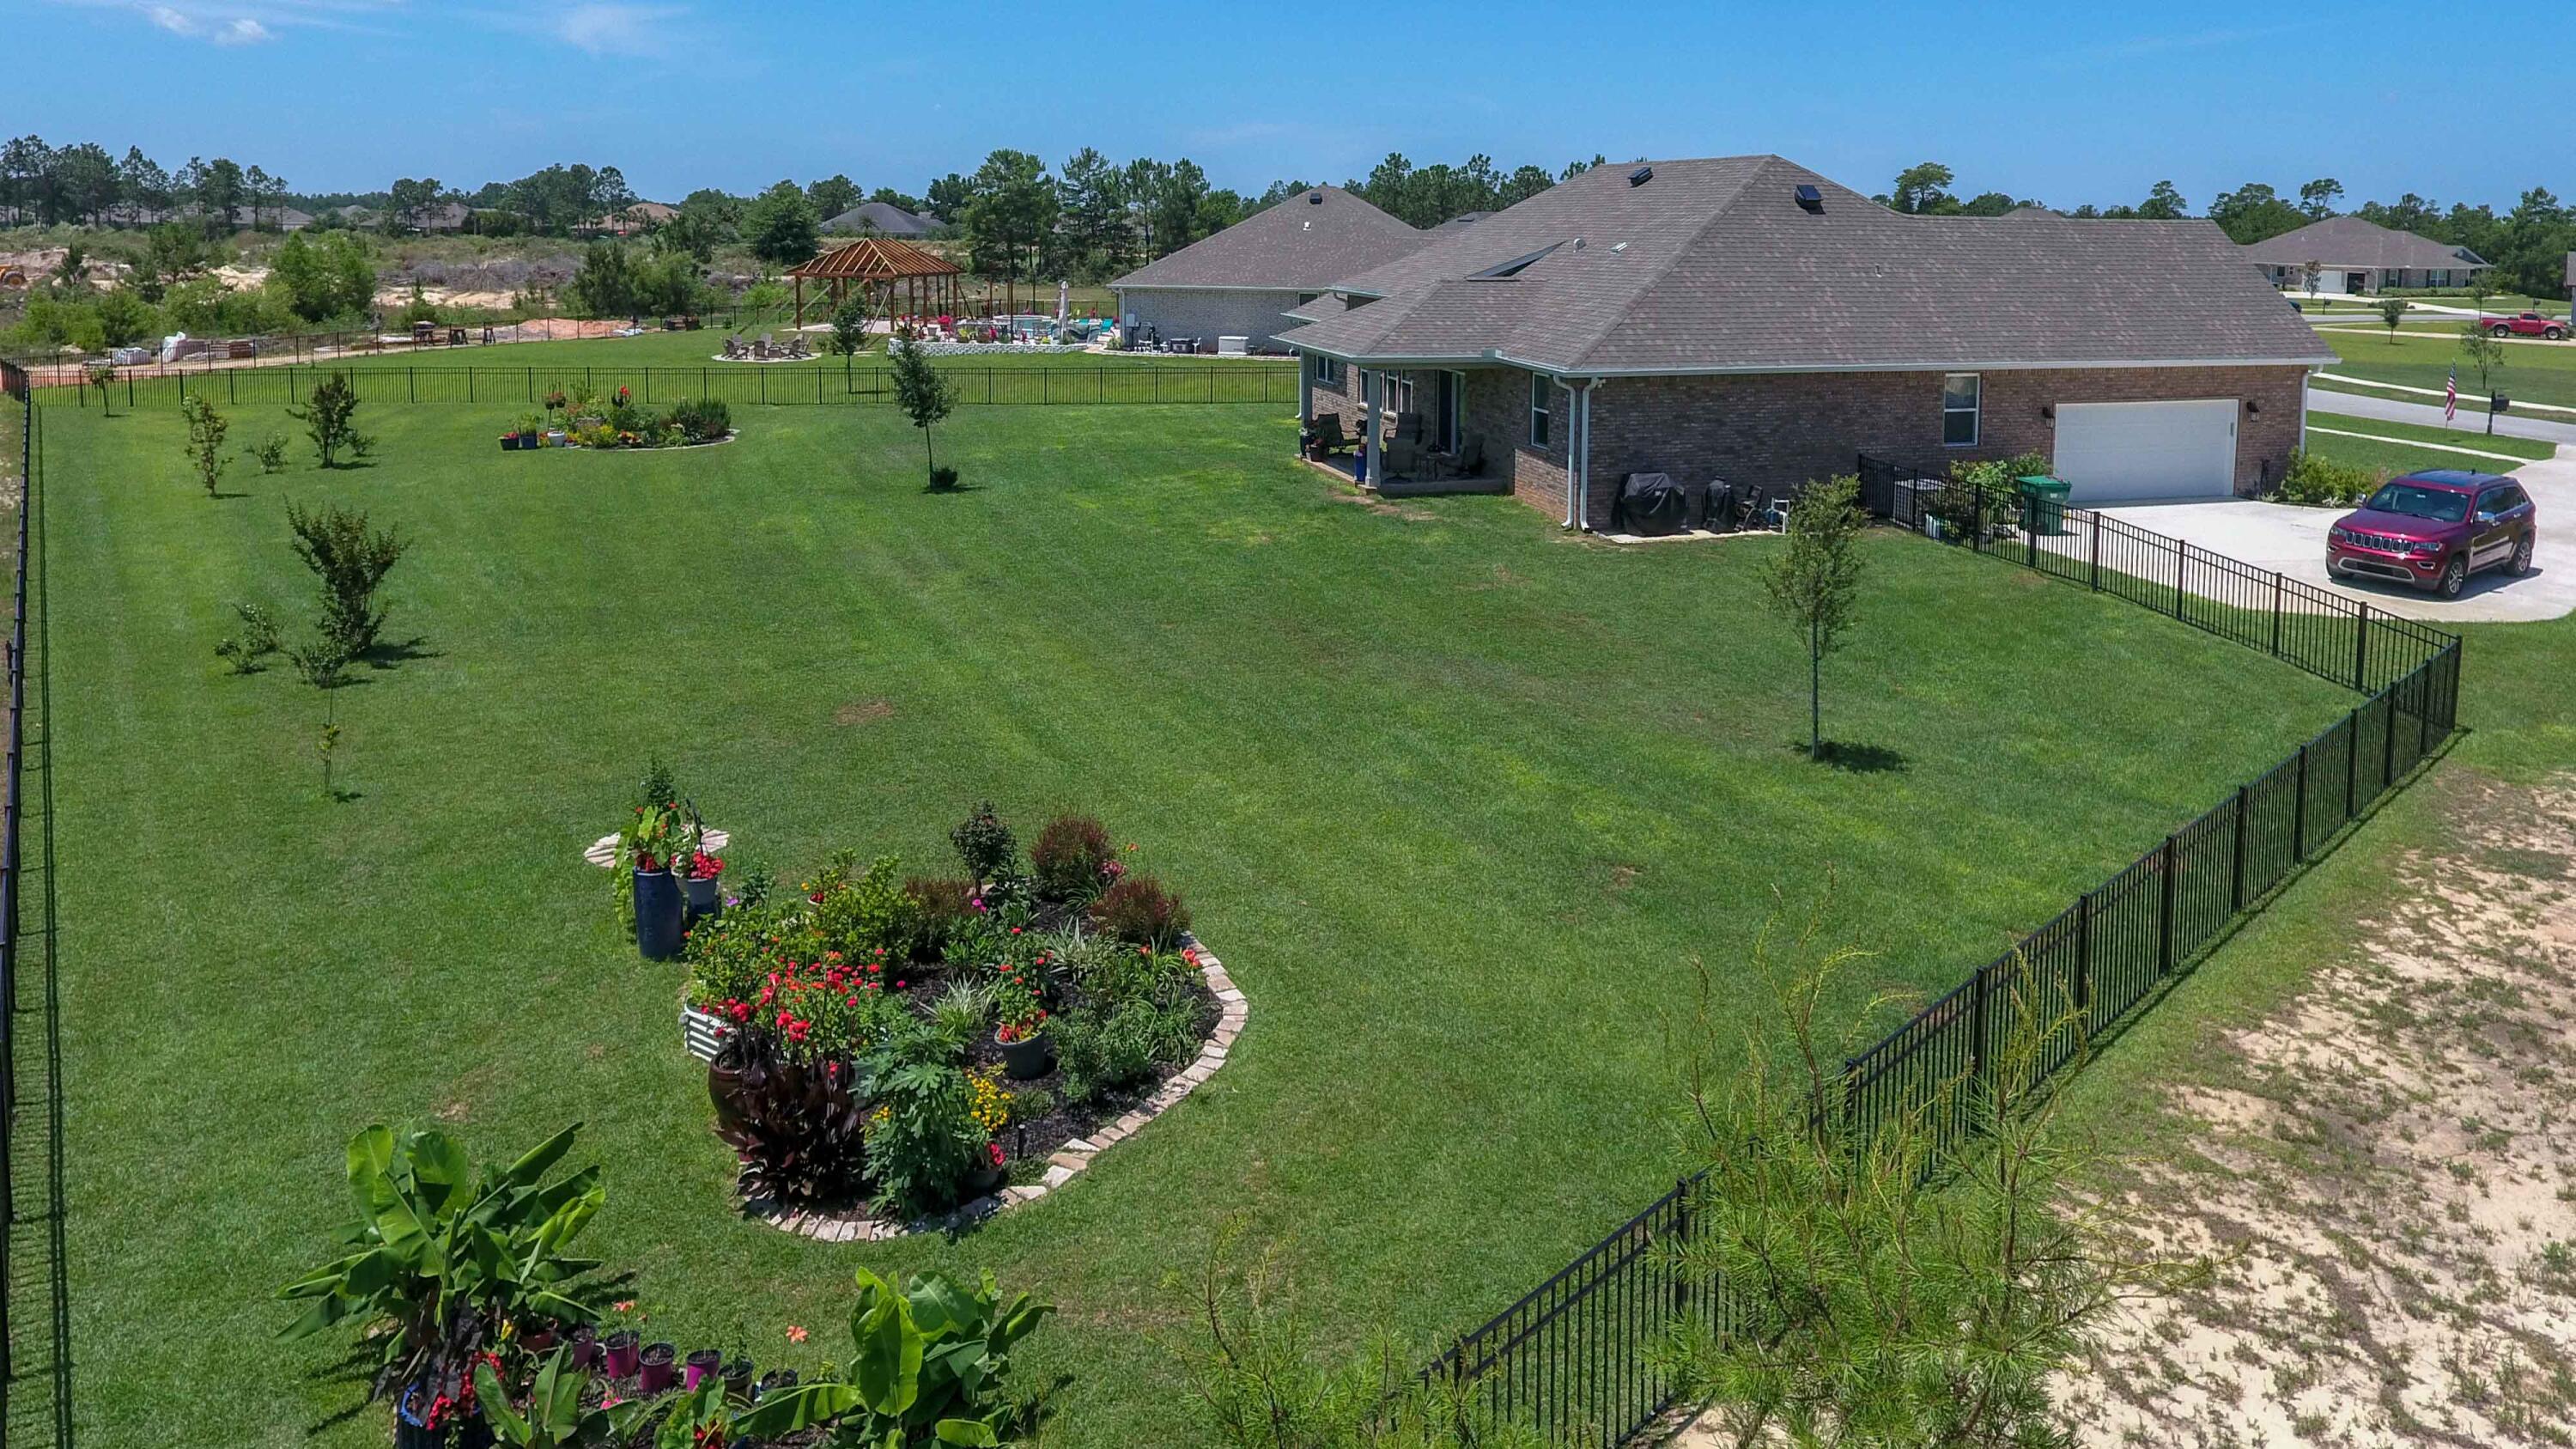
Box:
(2445, 364), (2458, 423)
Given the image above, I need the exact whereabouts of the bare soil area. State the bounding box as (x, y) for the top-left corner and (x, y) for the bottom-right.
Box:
(2070, 773), (2576, 1447)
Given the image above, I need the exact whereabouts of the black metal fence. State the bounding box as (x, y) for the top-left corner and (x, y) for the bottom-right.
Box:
(46, 362), (1300, 413)
(0, 357), (28, 1429)
(1425, 460), (2463, 1446)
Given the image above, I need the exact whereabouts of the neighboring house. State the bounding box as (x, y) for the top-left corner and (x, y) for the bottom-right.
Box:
(2000, 205), (2063, 220)
(1276, 155), (2334, 524)
(821, 201), (945, 237)
(2240, 216), (2488, 294)
(414, 202), (476, 234)
(1111, 186), (1433, 352)
(577, 201), (679, 237)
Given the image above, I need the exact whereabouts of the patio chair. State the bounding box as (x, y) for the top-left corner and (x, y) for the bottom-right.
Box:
(1394, 411), (1426, 443)
(1384, 435), (1425, 480)
(1432, 435), (1485, 480)
(1305, 413), (1357, 458)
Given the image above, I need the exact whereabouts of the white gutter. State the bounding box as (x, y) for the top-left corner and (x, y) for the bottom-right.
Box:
(1574, 379), (1600, 532)
(1287, 344), (2333, 374)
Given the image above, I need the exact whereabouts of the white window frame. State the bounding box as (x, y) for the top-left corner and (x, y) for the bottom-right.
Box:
(1385, 370), (1415, 416)
(1941, 373), (1981, 447)
(1309, 353), (1342, 387)
(1529, 374), (1552, 447)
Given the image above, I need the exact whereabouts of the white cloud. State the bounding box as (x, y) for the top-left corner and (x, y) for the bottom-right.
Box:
(60, 0), (395, 45)
(555, 3), (683, 58)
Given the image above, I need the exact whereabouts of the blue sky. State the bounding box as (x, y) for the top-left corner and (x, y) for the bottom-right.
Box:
(9, 0), (2565, 211)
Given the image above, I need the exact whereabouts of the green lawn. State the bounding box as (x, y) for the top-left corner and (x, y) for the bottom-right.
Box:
(2318, 328), (2576, 410)
(2306, 409), (2557, 463)
(29, 395), (2355, 1448)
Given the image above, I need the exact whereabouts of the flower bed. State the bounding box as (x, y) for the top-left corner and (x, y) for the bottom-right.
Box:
(676, 804), (1239, 1237)
(501, 386), (732, 451)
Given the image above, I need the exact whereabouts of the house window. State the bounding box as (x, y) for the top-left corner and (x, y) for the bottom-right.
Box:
(1385, 370), (1415, 416)
(1529, 374), (1552, 447)
(1309, 353), (1342, 387)
(1941, 373), (1981, 447)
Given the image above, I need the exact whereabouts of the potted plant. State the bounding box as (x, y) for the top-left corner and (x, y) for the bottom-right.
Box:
(499, 429), (519, 453)
(721, 1349), (755, 1402)
(994, 990), (1052, 1081)
(567, 1323), (599, 1370)
(623, 801), (687, 961)
(603, 1328), (640, 1379)
(683, 1346), (723, 1391)
(753, 1367), (797, 1402)
(638, 1340), (677, 1394)
(684, 849), (724, 919)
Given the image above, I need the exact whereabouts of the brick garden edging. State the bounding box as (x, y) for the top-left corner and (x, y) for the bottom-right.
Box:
(682, 932), (1247, 1243)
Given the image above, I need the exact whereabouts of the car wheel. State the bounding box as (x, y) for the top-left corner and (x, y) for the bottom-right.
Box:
(2549, 327), (2567, 341)
(2491, 325), (2512, 338)
(2439, 556), (2468, 597)
(2510, 533), (2535, 575)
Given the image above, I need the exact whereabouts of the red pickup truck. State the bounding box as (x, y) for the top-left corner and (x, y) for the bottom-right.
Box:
(2482, 312), (2568, 339)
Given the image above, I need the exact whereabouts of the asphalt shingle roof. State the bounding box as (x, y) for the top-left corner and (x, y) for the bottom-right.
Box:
(1112, 186), (1431, 292)
(1276, 156), (2335, 374)
(2239, 216), (2488, 271)
(822, 201), (944, 236)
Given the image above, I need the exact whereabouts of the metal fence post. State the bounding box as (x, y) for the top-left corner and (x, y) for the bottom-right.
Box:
(1973, 482), (1987, 552)
(2383, 686), (2399, 791)
(1967, 964), (1990, 1092)
(2230, 783), (2250, 910)
(2353, 602), (2371, 690)
(2292, 743), (2310, 860)
(2157, 834), (2179, 977)
(2172, 539), (2188, 618)
(2270, 573), (2284, 657)
(2073, 891), (2093, 1030)
(2089, 514), (2102, 591)
(2346, 706), (2360, 819)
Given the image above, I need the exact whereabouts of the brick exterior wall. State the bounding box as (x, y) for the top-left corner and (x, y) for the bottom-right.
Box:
(1576, 366), (2308, 527)
(1119, 288), (1309, 351)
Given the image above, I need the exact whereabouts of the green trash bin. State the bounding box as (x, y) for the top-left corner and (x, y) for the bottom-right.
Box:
(2016, 475), (2071, 535)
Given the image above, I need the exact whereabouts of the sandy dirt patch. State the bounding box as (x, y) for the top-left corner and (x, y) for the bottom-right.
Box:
(2069, 773), (2576, 1447)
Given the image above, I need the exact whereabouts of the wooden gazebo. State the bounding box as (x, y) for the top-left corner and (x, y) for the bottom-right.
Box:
(787, 239), (964, 327)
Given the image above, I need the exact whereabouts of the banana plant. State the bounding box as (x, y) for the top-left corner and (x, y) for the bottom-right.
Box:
(276, 1123), (606, 1404)
(473, 1348), (641, 1448)
(736, 1267), (1053, 1446)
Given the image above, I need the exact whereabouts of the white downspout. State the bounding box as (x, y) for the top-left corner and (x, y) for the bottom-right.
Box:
(1558, 374), (1578, 530)
(1575, 379), (1598, 532)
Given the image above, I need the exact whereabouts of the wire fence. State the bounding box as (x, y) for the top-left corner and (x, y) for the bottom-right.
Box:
(44, 362), (1302, 412)
(1422, 461), (2463, 1446)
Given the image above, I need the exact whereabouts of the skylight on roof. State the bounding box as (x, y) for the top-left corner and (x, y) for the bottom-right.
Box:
(1467, 240), (1565, 280)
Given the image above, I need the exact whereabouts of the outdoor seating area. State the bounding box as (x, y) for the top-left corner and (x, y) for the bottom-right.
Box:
(1303, 408), (1495, 492)
(717, 332), (811, 362)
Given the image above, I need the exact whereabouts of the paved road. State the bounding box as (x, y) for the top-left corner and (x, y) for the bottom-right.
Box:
(2099, 454), (2576, 624)
(2311, 391), (2576, 447)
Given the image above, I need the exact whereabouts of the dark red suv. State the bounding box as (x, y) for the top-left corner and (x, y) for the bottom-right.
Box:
(2328, 469), (2538, 599)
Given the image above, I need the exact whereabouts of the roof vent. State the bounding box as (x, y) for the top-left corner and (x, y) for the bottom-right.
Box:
(1795, 184), (1824, 213)
(1307, 190), (1324, 204)
(1611, 240), (1629, 253)
(1628, 166), (1654, 187)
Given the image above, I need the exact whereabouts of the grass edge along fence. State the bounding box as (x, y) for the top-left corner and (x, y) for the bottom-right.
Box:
(1423, 459), (2462, 1446)
(0, 358), (33, 1422)
(47, 362), (1300, 411)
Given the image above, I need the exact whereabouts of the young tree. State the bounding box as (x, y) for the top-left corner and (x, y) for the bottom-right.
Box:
(2379, 295), (2409, 343)
(2299, 258), (2324, 303)
(2458, 320), (2508, 434)
(826, 294), (874, 387)
(889, 335), (957, 488)
(180, 393), (230, 496)
(1662, 887), (2208, 1449)
(1761, 475), (1867, 762)
(285, 499), (410, 662)
(290, 371), (371, 467)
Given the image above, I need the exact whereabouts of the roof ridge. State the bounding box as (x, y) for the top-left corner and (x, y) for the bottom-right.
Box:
(1553, 155), (1794, 370)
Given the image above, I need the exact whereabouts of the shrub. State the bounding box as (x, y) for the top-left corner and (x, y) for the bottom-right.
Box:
(287, 639), (348, 690)
(865, 1061), (996, 1218)
(926, 980), (995, 1059)
(929, 465), (960, 491)
(710, 1028), (870, 1207)
(216, 600), (281, 674)
(2276, 448), (2383, 508)
(1091, 873), (1192, 948)
(1031, 813), (1115, 903)
(1071, 940), (1194, 1011)
(252, 433), (289, 474)
(666, 396), (730, 443)
(1054, 993), (1201, 1108)
(289, 371), (372, 467)
(735, 1268), (1053, 1447)
(810, 851), (916, 960)
(902, 874), (975, 961)
(286, 499), (410, 662)
(950, 800), (1017, 884)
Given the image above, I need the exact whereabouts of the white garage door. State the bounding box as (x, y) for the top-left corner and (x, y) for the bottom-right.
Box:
(2051, 399), (2239, 503)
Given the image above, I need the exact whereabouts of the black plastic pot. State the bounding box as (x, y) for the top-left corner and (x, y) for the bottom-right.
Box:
(499, 435), (518, 453)
(683, 1347), (723, 1391)
(639, 1341), (677, 1394)
(998, 1028), (1053, 1081)
(635, 868), (684, 960)
(684, 872), (721, 919)
(722, 1356), (755, 1400)
(754, 1368), (798, 1401)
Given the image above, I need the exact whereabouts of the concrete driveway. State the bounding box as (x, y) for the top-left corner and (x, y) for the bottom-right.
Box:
(2097, 453), (2576, 624)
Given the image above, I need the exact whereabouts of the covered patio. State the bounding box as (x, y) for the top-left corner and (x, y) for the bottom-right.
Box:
(788, 239), (964, 328)
(1297, 364), (1502, 494)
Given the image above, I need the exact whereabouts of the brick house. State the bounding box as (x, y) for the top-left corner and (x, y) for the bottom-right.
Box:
(1278, 156), (2336, 528)
(1112, 186), (1431, 353)
(2240, 216), (2488, 295)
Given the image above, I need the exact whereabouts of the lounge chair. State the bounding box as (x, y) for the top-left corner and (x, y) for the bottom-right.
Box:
(1384, 435), (1425, 480)
(1304, 413), (1357, 458)
(1394, 411), (1426, 444)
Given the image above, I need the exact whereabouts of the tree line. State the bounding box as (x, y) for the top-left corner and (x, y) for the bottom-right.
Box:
(1, 136), (291, 228)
